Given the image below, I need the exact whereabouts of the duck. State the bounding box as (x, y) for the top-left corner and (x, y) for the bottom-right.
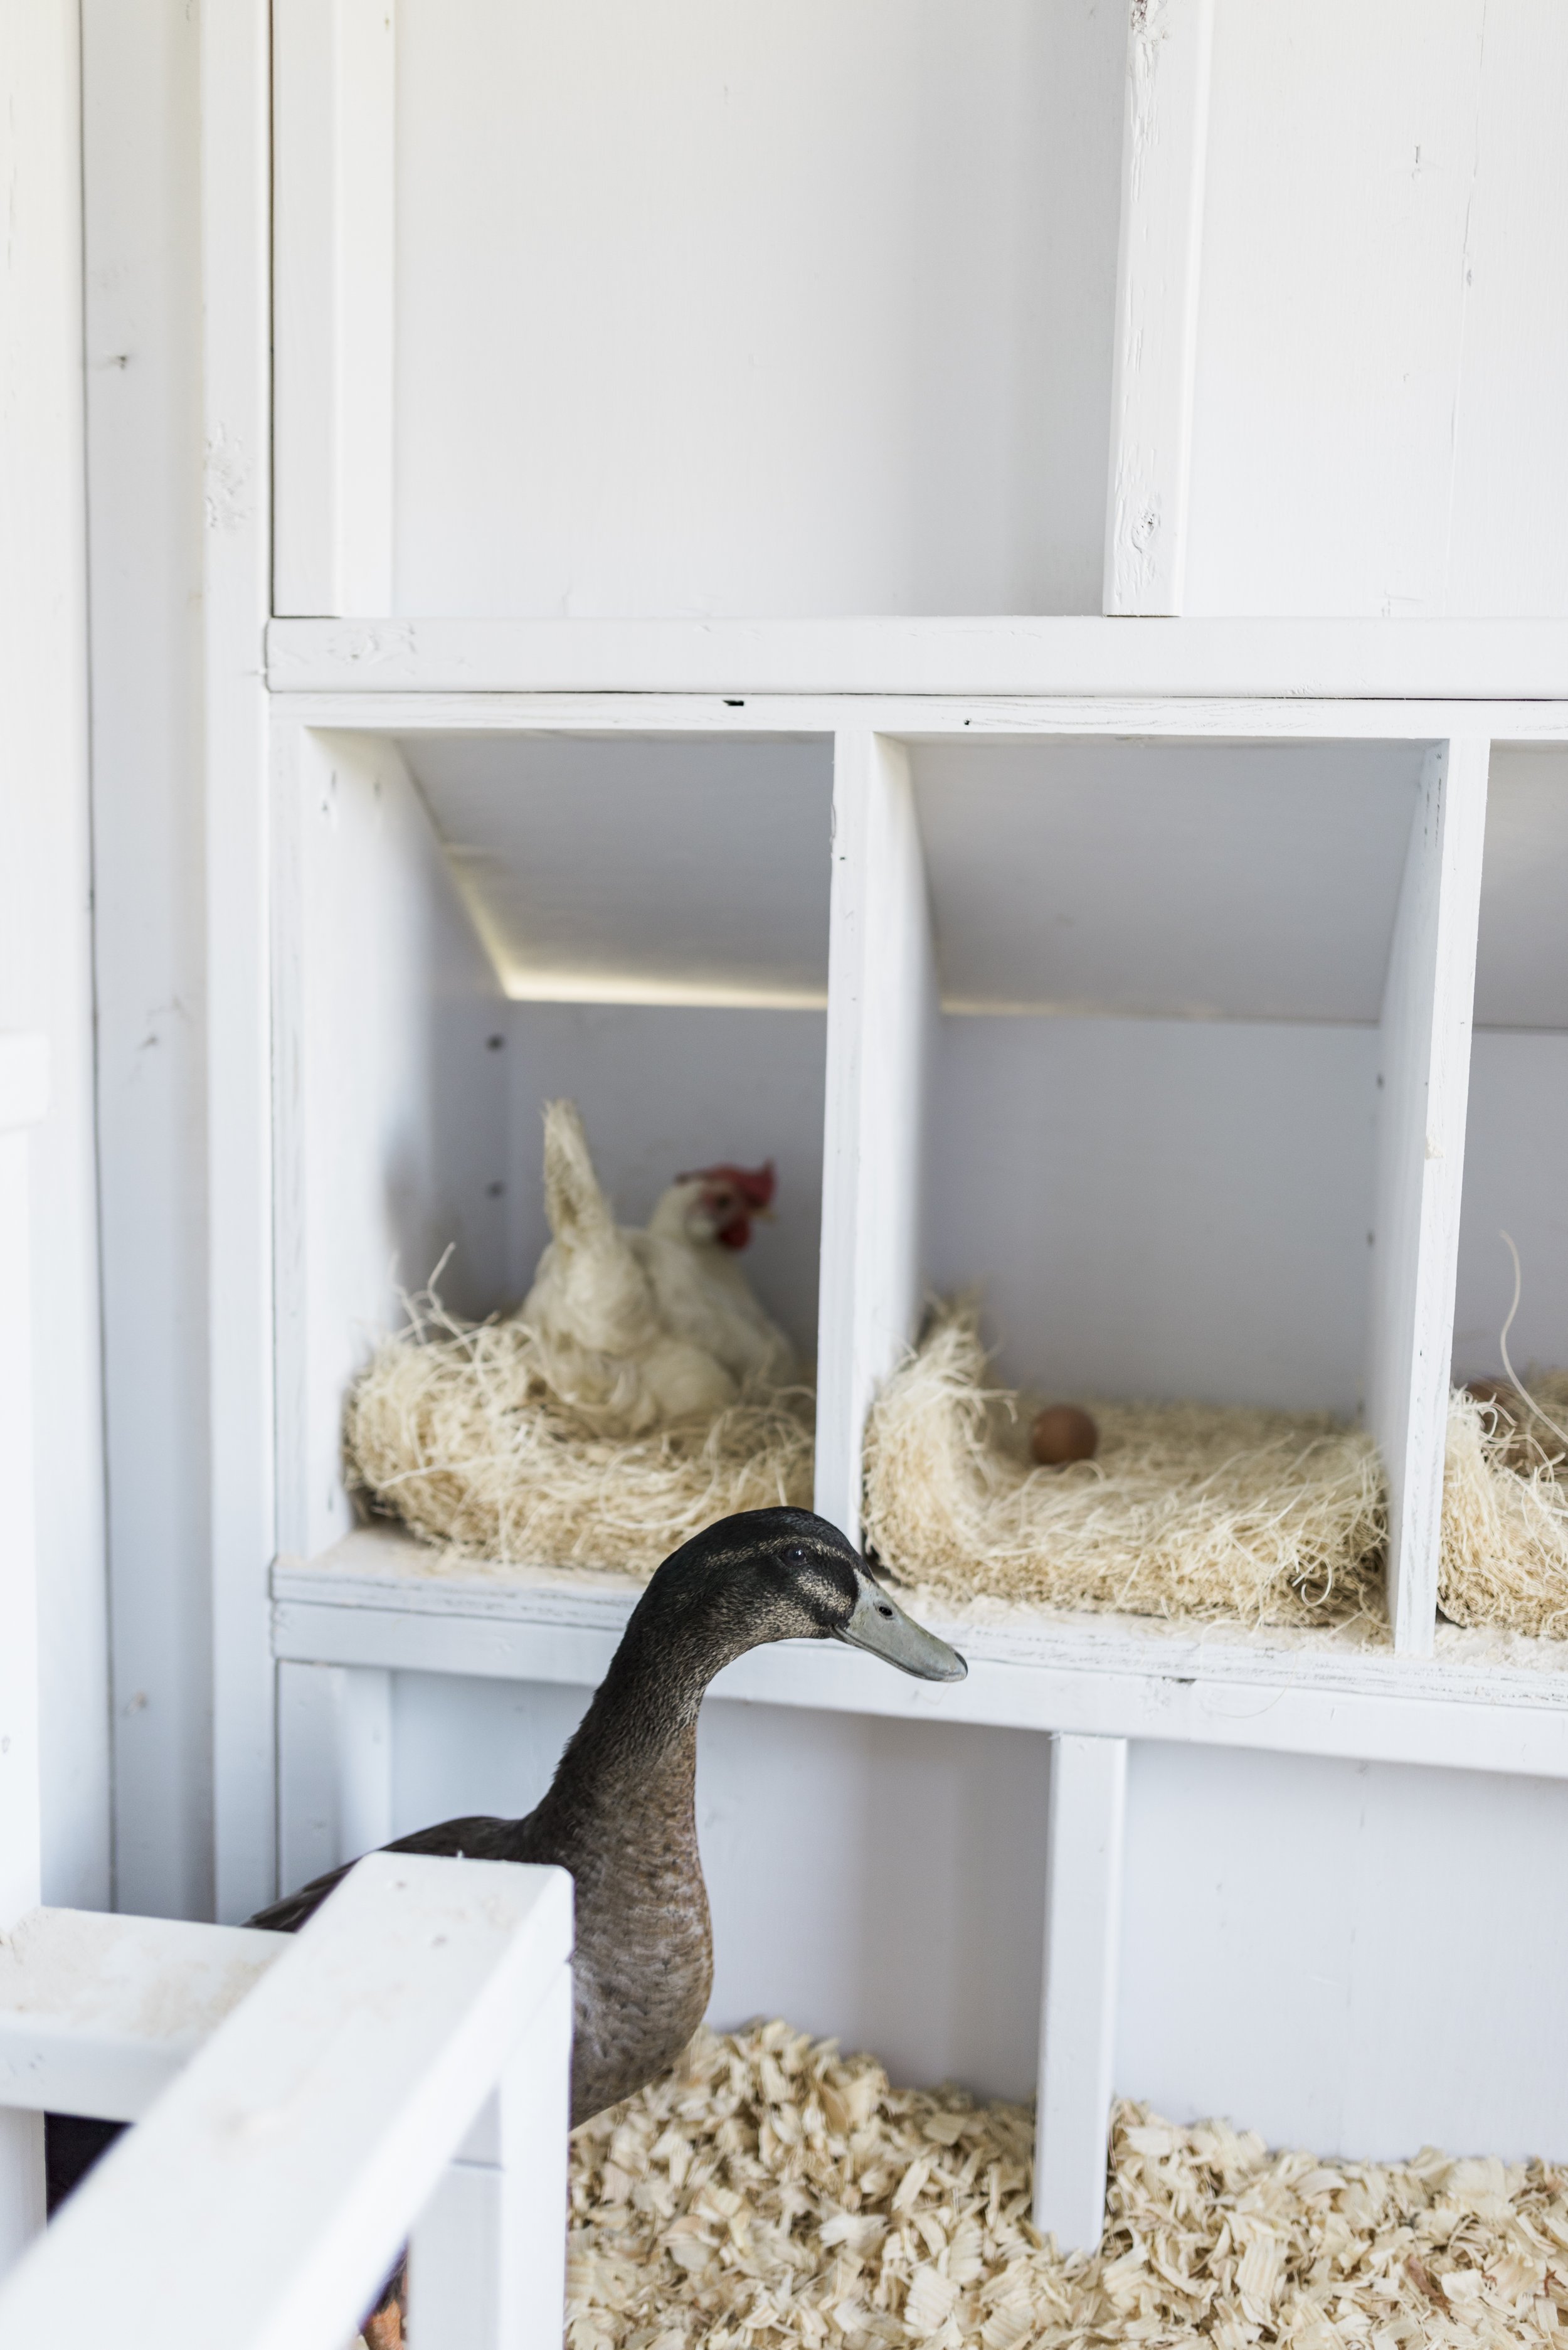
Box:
(46, 1509), (966, 2346)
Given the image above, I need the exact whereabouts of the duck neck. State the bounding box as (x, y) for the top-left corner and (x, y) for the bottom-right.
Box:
(529, 1604), (741, 1837)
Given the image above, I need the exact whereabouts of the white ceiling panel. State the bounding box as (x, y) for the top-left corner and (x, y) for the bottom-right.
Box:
(400, 733), (833, 1006)
(909, 739), (1425, 1021)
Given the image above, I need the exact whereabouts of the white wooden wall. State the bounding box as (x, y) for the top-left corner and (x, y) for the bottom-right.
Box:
(66, 0), (1568, 2195)
(0, 0), (111, 1913)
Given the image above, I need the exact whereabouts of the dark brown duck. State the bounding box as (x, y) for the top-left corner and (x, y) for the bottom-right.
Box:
(48, 1508), (966, 2336)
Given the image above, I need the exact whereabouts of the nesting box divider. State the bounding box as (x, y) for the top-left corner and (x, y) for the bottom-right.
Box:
(1367, 738), (1490, 1656)
(815, 731), (938, 1545)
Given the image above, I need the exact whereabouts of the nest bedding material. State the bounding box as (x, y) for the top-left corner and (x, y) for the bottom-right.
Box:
(1439, 1373), (1568, 1640)
(567, 2020), (1568, 2350)
(862, 1309), (1387, 1627)
(345, 1291), (814, 1576)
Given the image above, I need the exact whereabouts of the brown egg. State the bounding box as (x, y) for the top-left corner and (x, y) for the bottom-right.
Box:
(1464, 1377), (1521, 1413)
(1030, 1403), (1099, 1467)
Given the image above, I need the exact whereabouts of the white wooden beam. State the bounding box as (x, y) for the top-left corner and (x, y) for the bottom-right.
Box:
(408, 1964), (573, 2350)
(1034, 1733), (1126, 2253)
(1103, 0), (1215, 615)
(0, 1036), (48, 2276)
(273, 0), (396, 615)
(1368, 740), (1488, 1657)
(0, 1905), (282, 2121)
(815, 733), (938, 1546)
(278, 1661), (394, 1895)
(0, 1854), (573, 2350)
(204, 0), (279, 1922)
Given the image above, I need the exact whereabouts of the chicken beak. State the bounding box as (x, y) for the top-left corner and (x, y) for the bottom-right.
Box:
(835, 1566), (967, 1682)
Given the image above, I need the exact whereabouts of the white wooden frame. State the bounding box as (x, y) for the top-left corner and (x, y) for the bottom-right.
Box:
(0, 1034), (49, 2274)
(255, 688), (1527, 2251)
(1103, 0), (1215, 615)
(272, 0), (396, 616)
(195, 1), (1568, 2270)
(0, 1853), (573, 2349)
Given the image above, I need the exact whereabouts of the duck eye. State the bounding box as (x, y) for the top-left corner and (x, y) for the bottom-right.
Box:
(784, 1545), (808, 1565)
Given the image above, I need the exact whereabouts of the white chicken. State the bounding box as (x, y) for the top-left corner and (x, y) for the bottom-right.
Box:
(519, 1100), (795, 1433)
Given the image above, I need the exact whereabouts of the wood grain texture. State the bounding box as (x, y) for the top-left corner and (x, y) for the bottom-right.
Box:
(203, 0), (278, 1923)
(272, 0), (395, 614)
(1103, 0), (1214, 614)
(815, 733), (937, 1543)
(265, 615), (1568, 702)
(272, 1530), (1568, 1777)
(1034, 1734), (1126, 2251)
(1367, 738), (1489, 1655)
(0, 1855), (573, 2350)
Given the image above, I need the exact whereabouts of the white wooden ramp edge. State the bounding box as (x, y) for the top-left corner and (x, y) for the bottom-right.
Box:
(0, 1853), (573, 2350)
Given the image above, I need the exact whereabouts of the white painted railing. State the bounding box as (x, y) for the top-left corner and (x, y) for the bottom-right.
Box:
(0, 1849), (573, 2349)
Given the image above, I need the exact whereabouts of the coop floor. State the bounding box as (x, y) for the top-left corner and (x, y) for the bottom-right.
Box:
(560, 2021), (1567, 2350)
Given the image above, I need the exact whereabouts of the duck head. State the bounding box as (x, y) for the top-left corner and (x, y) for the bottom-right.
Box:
(635, 1506), (967, 1684)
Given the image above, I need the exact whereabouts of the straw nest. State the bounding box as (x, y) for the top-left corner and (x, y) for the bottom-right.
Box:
(862, 1307), (1386, 1627)
(345, 1290), (814, 1577)
(566, 2019), (1568, 2350)
(1440, 1374), (1568, 1639)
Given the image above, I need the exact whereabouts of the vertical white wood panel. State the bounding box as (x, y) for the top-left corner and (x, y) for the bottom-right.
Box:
(815, 733), (937, 1546)
(0, 0), (110, 1919)
(0, 1038), (48, 2275)
(1368, 739), (1489, 1657)
(408, 1965), (573, 2350)
(1102, 0), (1214, 615)
(82, 0), (215, 1927)
(204, 0), (278, 1921)
(277, 1662), (393, 1895)
(273, 0), (395, 615)
(1034, 1732), (1126, 2254)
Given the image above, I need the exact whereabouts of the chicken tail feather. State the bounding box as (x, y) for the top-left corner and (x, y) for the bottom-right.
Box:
(542, 1098), (615, 1242)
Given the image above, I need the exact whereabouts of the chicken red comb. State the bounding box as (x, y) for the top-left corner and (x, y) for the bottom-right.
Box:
(677, 1161), (776, 1212)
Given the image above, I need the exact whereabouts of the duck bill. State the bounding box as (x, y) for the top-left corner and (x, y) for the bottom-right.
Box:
(836, 1566), (967, 1682)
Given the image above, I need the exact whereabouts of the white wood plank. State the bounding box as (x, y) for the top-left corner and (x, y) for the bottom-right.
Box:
(1034, 1734), (1126, 2251)
(273, 0), (396, 615)
(408, 1965), (573, 2350)
(0, 1906), (282, 2121)
(203, 0), (279, 1922)
(268, 1542), (1568, 1780)
(263, 615), (1568, 702)
(81, 0), (218, 1926)
(277, 1662), (393, 1894)
(0, 1045), (46, 2277)
(816, 733), (937, 1544)
(1103, 0), (1214, 614)
(0, 1854), (573, 2350)
(1368, 739), (1489, 1656)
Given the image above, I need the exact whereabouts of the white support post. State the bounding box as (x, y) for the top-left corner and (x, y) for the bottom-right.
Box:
(1368, 740), (1489, 1658)
(204, 0), (279, 1922)
(0, 1036), (48, 2278)
(273, 0), (396, 615)
(277, 1662), (393, 1894)
(1034, 1733), (1127, 2255)
(815, 733), (938, 1546)
(1103, 0), (1214, 616)
(408, 1963), (573, 2350)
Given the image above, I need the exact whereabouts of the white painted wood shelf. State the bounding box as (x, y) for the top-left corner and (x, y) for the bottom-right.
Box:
(274, 1529), (1568, 1781)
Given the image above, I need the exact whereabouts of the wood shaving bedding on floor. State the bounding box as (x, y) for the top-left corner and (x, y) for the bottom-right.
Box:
(568, 2022), (1568, 2350)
